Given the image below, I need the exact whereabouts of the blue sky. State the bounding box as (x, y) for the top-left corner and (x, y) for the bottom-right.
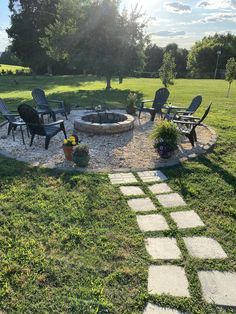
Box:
(1, 0), (236, 51)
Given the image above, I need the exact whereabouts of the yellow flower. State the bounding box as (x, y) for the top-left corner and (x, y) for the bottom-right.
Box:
(72, 141), (76, 145)
(63, 139), (68, 144)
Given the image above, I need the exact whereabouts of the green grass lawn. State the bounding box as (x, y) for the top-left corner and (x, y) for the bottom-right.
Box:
(0, 64), (30, 74)
(0, 76), (235, 313)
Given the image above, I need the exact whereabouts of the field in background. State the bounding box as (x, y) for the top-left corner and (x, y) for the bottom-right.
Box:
(0, 64), (30, 73)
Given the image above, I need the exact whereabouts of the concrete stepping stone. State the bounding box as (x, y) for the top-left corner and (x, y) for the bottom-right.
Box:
(183, 237), (227, 259)
(157, 193), (186, 208)
(148, 183), (172, 194)
(144, 303), (184, 314)
(136, 214), (169, 232)
(198, 271), (236, 306)
(109, 172), (137, 184)
(148, 265), (190, 297)
(120, 186), (144, 196)
(137, 170), (167, 183)
(127, 198), (156, 212)
(145, 237), (182, 260)
(170, 210), (205, 229)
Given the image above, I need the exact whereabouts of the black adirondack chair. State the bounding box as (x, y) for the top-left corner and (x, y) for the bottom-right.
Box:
(32, 88), (68, 122)
(165, 95), (202, 120)
(138, 88), (170, 121)
(173, 103), (211, 147)
(0, 98), (27, 144)
(18, 104), (67, 149)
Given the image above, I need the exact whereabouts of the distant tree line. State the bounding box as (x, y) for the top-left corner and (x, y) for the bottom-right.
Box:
(2, 0), (236, 83)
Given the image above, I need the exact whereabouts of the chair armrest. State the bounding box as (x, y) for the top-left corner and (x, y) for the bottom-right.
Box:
(177, 115), (200, 120)
(48, 100), (64, 104)
(4, 113), (20, 117)
(142, 100), (154, 104)
(46, 120), (64, 126)
(173, 120), (198, 126)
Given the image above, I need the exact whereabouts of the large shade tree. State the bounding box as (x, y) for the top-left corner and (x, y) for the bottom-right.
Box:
(41, 0), (148, 89)
(187, 33), (236, 77)
(7, 0), (60, 73)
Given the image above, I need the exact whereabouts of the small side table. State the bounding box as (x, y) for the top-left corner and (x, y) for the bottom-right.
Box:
(11, 121), (29, 145)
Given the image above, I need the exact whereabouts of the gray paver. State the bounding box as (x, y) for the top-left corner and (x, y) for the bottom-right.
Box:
(148, 183), (172, 194)
(136, 214), (169, 232)
(198, 271), (236, 306)
(183, 237), (227, 259)
(137, 170), (167, 183)
(157, 193), (186, 208)
(145, 237), (182, 260)
(148, 265), (190, 297)
(120, 186), (144, 196)
(108, 172), (137, 184)
(144, 303), (184, 314)
(127, 198), (156, 212)
(170, 210), (205, 229)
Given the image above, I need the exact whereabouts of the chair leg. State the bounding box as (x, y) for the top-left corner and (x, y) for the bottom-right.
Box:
(8, 123), (12, 135)
(12, 128), (15, 141)
(64, 111), (68, 120)
(20, 126), (25, 145)
(187, 133), (195, 147)
(150, 111), (156, 121)
(52, 112), (56, 122)
(45, 137), (51, 150)
(138, 110), (142, 119)
(30, 134), (35, 146)
(61, 125), (67, 139)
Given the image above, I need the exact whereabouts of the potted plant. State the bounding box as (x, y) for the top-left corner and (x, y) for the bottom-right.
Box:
(73, 144), (90, 167)
(126, 93), (137, 115)
(150, 120), (179, 158)
(62, 135), (78, 161)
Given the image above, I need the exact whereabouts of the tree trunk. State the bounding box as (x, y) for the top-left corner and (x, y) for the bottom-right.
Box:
(47, 63), (53, 75)
(106, 75), (112, 90)
(227, 82), (231, 98)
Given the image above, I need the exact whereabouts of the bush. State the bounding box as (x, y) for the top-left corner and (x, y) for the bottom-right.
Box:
(73, 144), (90, 167)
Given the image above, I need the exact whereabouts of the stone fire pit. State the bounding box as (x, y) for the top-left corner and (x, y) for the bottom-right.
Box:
(74, 111), (134, 134)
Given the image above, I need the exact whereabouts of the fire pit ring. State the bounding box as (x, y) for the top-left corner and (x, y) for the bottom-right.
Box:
(74, 111), (135, 134)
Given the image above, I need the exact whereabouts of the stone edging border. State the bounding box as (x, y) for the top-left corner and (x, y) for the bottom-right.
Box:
(0, 124), (218, 173)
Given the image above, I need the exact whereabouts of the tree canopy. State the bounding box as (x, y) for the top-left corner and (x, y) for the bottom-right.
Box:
(7, 0), (60, 73)
(159, 51), (176, 88)
(41, 0), (148, 89)
(187, 33), (236, 77)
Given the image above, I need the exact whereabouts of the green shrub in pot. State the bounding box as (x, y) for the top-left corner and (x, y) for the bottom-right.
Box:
(126, 93), (137, 115)
(150, 119), (179, 158)
(72, 144), (90, 167)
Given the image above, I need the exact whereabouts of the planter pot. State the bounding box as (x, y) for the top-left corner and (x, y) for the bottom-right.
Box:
(156, 142), (175, 159)
(126, 105), (136, 115)
(62, 145), (73, 161)
(73, 155), (90, 167)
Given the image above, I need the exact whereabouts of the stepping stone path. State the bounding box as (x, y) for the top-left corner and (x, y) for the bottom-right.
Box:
(120, 186), (144, 196)
(156, 193), (186, 208)
(108, 172), (137, 184)
(148, 265), (190, 297)
(144, 303), (184, 314)
(145, 237), (182, 260)
(127, 198), (156, 212)
(170, 210), (205, 229)
(198, 271), (236, 306)
(148, 182), (172, 194)
(137, 170), (167, 182)
(136, 214), (169, 232)
(109, 171), (235, 312)
(183, 237), (227, 259)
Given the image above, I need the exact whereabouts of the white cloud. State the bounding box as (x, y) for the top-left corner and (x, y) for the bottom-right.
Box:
(164, 1), (192, 13)
(197, 0), (236, 10)
(152, 30), (186, 36)
(200, 12), (236, 23)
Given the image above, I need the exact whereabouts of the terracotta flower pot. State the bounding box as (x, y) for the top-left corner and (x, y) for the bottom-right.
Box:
(62, 145), (73, 161)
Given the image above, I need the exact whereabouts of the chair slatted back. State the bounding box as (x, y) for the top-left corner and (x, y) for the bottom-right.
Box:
(32, 88), (49, 110)
(187, 95), (202, 113)
(0, 98), (16, 123)
(152, 88), (170, 111)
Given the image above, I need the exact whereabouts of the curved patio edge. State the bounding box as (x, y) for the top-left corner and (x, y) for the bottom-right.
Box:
(0, 125), (218, 173)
